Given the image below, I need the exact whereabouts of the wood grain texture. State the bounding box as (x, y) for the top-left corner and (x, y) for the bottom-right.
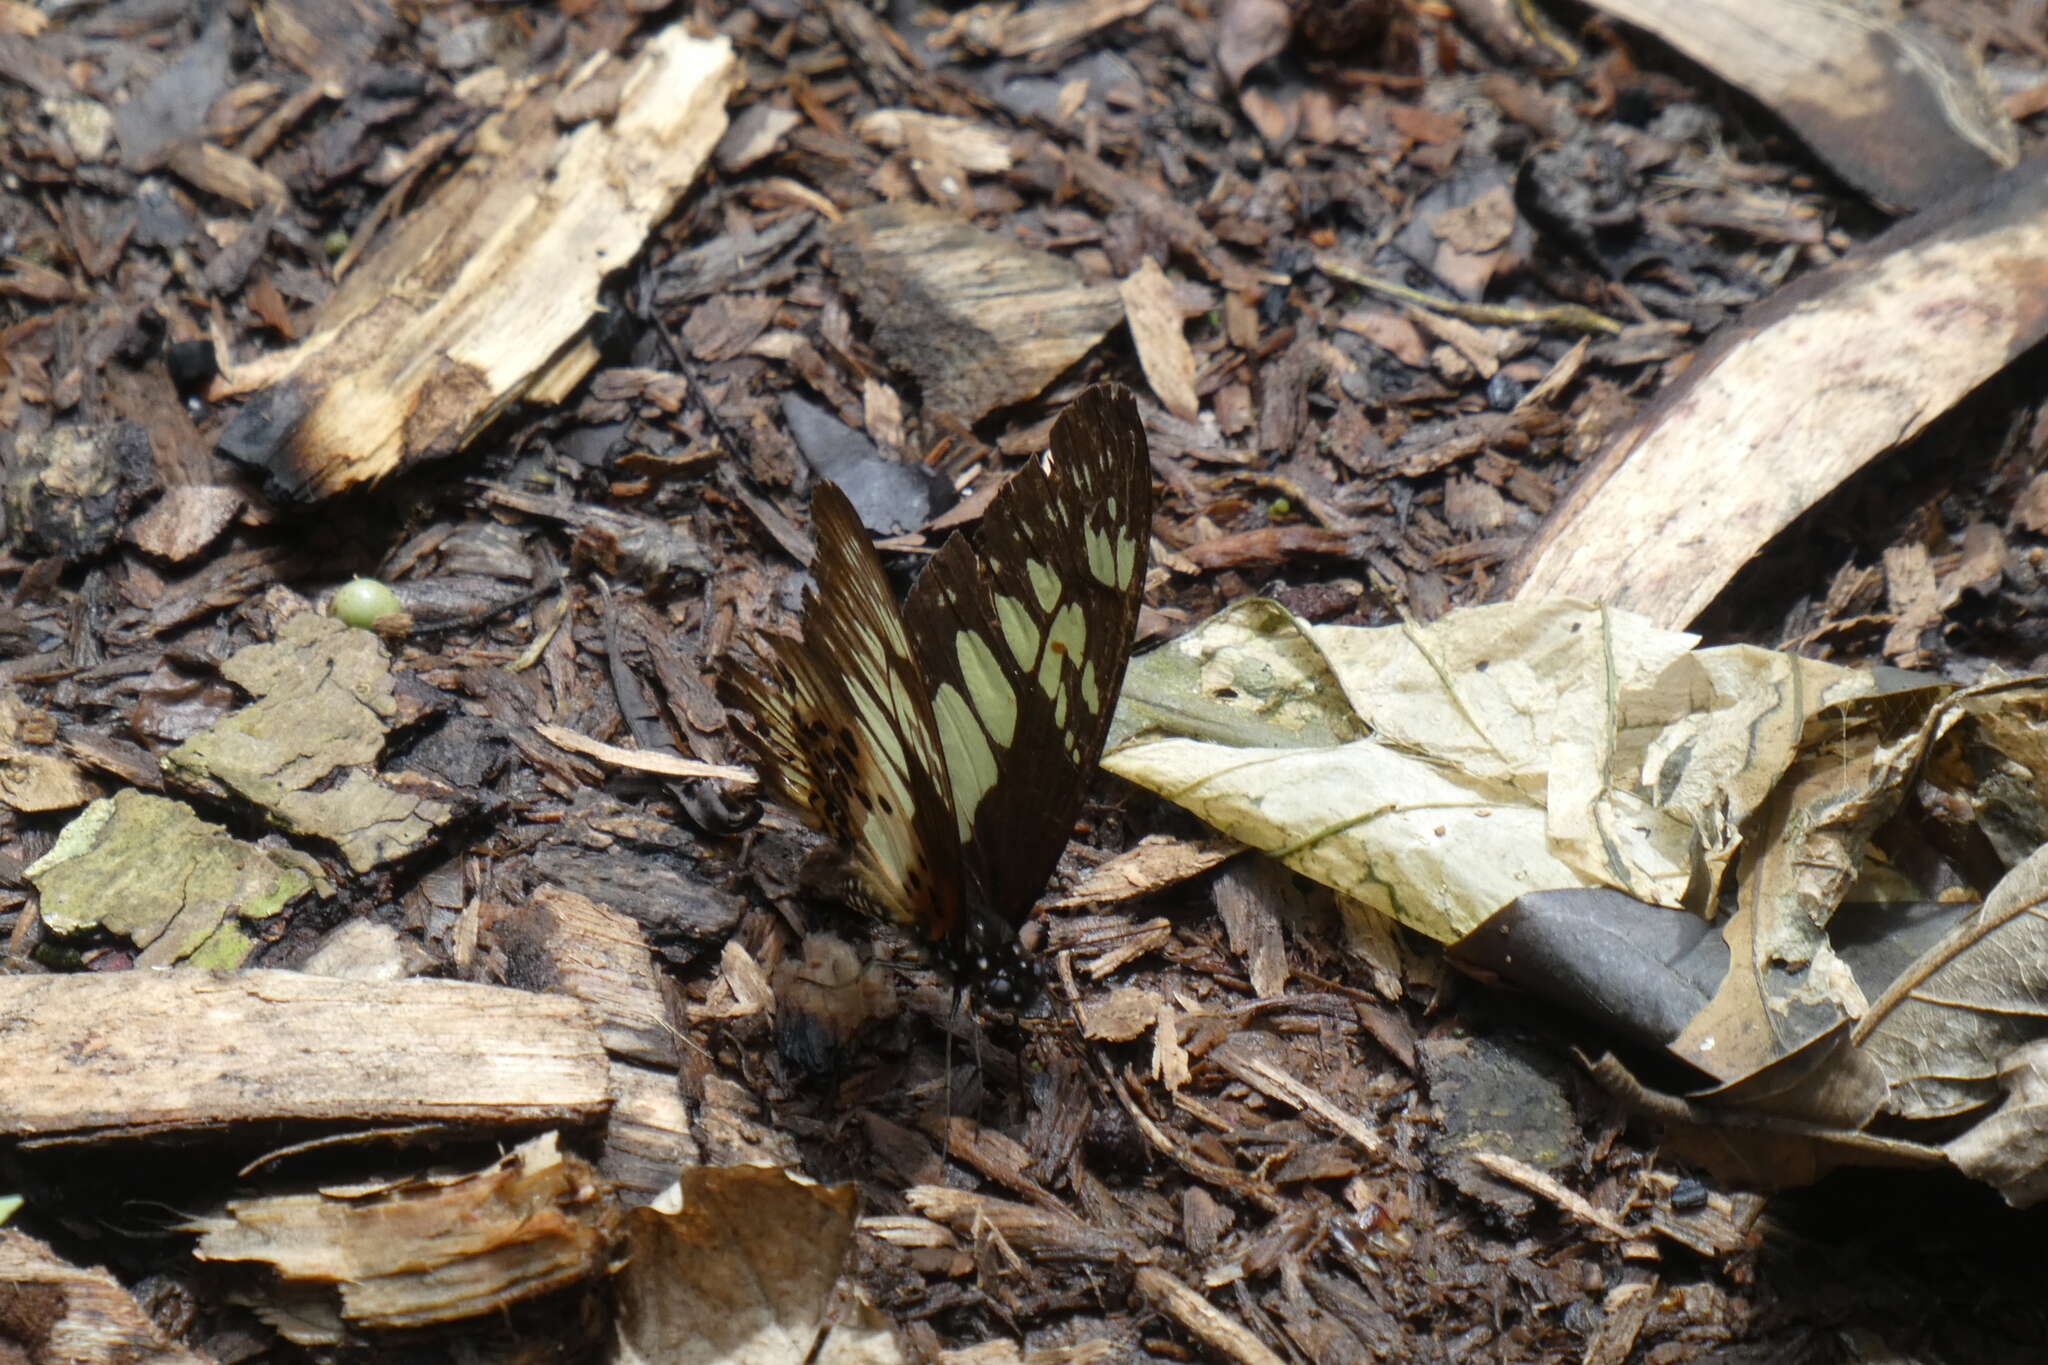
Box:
(0, 969), (610, 1143)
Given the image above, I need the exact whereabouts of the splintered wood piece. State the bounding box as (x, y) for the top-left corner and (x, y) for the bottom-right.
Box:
(1506, 157), (2048, 627)
(1133, 1267), (1287, 1365)
(0, 970), (610, 1145)
(213, 27), (739, 498)
(826, 201), (1121, 422)
(0, 1230), (215, 1365)
(187, 1132), (614, 1342)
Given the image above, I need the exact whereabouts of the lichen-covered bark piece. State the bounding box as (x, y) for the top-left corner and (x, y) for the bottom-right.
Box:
(164, 610), (453, 871)
(25, 788), (316, 967)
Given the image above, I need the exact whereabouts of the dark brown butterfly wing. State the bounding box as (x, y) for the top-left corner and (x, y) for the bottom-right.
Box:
(723, 384), (1151, 983)
(720, 482), (967, 942)
(899, 384), (1152, 927)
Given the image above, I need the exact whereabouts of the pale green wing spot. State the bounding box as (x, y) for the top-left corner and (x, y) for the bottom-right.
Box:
(954, 631), (1017, 744)
(996, 593), (1037, 669)
(1028, 559), (1059, 613)
(932, 682), (999, 841)
(852, 691), (905, 775)
(1037, 603), (1088, 698)
(1116, 529), (1138, 587)
(1081, 658), (1100, 713)
(1084, 525), (1117, 587)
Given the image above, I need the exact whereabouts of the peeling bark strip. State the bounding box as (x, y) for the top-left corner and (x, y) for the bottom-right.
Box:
(0, 970), (611, 1144)
(1505, 156), (2048, 628)
(214, 28), (739, 499)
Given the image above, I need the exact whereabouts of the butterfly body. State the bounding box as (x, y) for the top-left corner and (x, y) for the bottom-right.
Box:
(723, 385), (1152, 1003)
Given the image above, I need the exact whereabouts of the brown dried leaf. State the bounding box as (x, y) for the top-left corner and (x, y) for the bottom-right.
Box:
(1857, 841), (2048, 1123)
(614, 1165), (895, 1365)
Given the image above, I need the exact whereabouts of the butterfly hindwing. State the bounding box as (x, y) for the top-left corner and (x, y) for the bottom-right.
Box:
(720, 481), (966, 941)
(901, 384), (1152, 924)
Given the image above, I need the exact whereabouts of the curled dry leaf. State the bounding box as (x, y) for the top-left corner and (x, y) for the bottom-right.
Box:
(1108, 596), (2048, 1203)
(1107, 597), (1876, 943)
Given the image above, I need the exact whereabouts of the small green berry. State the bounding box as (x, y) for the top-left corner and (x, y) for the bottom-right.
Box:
(332, 577), (402, 628)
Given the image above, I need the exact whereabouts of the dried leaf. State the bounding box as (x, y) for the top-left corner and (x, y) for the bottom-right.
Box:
(1107, 598), (1874, 943)
(613, 1166), (899, 1365)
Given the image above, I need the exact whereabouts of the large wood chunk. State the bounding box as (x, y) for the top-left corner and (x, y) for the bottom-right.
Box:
(0, 970), (611, 1144)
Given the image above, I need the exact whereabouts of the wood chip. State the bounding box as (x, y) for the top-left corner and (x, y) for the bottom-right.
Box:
(1133, 1266), (1287, 1365)
(827, 201), (1121, 422)
(1467, 1151), (1630, 1237)
(0, 1229), (213, 1364)
(1044, 833), (1244, 908)
(1120, 256), (1199, 420)
(535, 721), (753, 784)
(1208, 1038), (1385, 1157)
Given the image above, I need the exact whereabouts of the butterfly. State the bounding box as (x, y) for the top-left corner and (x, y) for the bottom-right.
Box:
(721, 384), (1152, 1006)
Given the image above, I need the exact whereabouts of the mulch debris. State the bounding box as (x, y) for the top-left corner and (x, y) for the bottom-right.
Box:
(5, 1), (2048, 1361)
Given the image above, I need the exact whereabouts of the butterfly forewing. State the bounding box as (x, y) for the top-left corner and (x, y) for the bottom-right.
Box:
(721, 482), (967, 941)
(901, 384), (1152, 924)
(724, 383), (1151, 979)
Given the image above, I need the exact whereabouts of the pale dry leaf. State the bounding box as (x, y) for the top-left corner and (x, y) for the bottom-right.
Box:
(1108, 598), (1861, 942)
(1858, 838), (2048, 1123)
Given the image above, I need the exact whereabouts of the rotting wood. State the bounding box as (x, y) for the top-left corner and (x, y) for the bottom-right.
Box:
(0, 970), (610, 1145)
(212, 28), (739, 499)
(1505, 156), (2048, 628)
